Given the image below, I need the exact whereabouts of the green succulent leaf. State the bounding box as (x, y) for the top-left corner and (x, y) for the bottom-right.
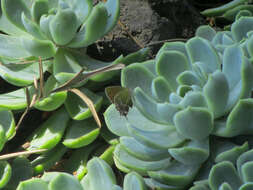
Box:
(86, 157), (117, 190)
(104, 104), (130, 137)
(169, 138), (209, 165)
(186, 37), (220, 73)
(232, 17), (253, 42)
(0, 110), (15, 140)
(222, 5), (253, 21)
(0, 59), (51, 87)
(123, 172), (147, 190)
(120, 137), (170, 162)
(32, 144), (67, 175)
(28, 107), (69, 150)
(5, 157), (33, 190)
(203, 71), (229, 118)
(201, 0), (248, 16)
(213, 99), (253, 137)
(239, 183), (253, 190)
(122, 63), (155, 96)
(176, 70), (202, 86)
(49, 9), (79, 45)
(21, 13), (47, 40)
(17, 179), (48, 190)
(0, 126), (6, 152)
(241, 161), (253, 183)
(174, 107), (213, 141)
(64, 87), (103, 120)
(209, 161), (242, 190)
(151, 76), (171, 102)
(215, 142), (249, 165)
(156, 51), (189, 92)
(148, 160), (200, 187)
(103, 0), (120, 35)
(0, 34), (31, 59)
(49, 173), (83, 190)
(34, 75), (67, 111)
(68, 3), (108, 48)
(39, 14), (54, 40)
(2, 0), (31, 31)
(179, 91), (208, 108)
(114, 144), (172, 175)
(21, 37), (57, 58)
(237, 149), (253, 180)
(0, 88), (28, 110)
(63, 119), (100, 148)
(0, 161), (11, 188)
(127, 123), (185, 150)
(195, 25), (216, 41)
(53, 48), (82, 83)
(31, 0), (49, 23)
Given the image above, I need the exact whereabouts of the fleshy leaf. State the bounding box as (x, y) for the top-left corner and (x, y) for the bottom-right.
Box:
(120, 136), (170, 162)
(186, 37), (221, 73)
(86, 157), (117, 190)
(0, 110), (15, 140)
(17, 179), (48, 190)
(123, 172), (147, 190)
(64, 87), (103, 120)
(21, 37), (57, 58)
(213, 99), (253, 137)
(68, 3), (108, 48)
(203, 71), (229, 118)
(2, 0), (31, 31)
(209, 161), (242, 190)
(174, 107), (213, 141)
(232, 17), (253, 42)
(196, 25), (216, 41)
(122, 63), (155, 96)
(63, 119), (100, 148)
(0, 161), (11, 188)
(21, 12), (46, 40)
(169, 138), (209, 165)
(5, 157), (33, 190)
(49, 173), (82, 190)
(0, 34), (30, 59)
(114, 144), (171, 175)
(49, 9), (79, 45)
(28, 107), (69, 150)
(0, 59), (51, 87)
(156, 51), (189, 92)
(148, 160), (200, 187)
(31, 0), (49, 23)
(103, 0), (120, 35)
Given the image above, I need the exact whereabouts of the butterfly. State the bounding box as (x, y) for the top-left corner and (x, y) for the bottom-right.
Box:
(105, 86), (133, 117)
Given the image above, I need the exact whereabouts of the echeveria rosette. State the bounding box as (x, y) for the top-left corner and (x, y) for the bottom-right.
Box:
(0, 0), (121, 85)
(196, 16), (253, 57)
(190, 140), (253, 190)
(104, 35), (253, 189)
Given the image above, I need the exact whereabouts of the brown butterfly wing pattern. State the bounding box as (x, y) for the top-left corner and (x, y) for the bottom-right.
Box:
(105, 86), (133, 116)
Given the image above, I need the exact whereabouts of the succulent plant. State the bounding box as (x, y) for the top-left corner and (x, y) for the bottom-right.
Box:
(15, 157), (147, 190)
(196, 15), (253, 55)
(0, 0), (151, 189)
(189, 138), (253, 190)
(104, 15), (253, 189)
(201, 0), (253, 24)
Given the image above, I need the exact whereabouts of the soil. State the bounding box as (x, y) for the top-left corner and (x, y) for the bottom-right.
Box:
(88, 0), (207, 60)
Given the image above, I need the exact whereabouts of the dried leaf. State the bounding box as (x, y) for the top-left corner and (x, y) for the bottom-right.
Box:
(51, 63), (125, 93)
(39, 56), (44, 98)
(0, 149), (47, 160)
(69, 88), (102, 128)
